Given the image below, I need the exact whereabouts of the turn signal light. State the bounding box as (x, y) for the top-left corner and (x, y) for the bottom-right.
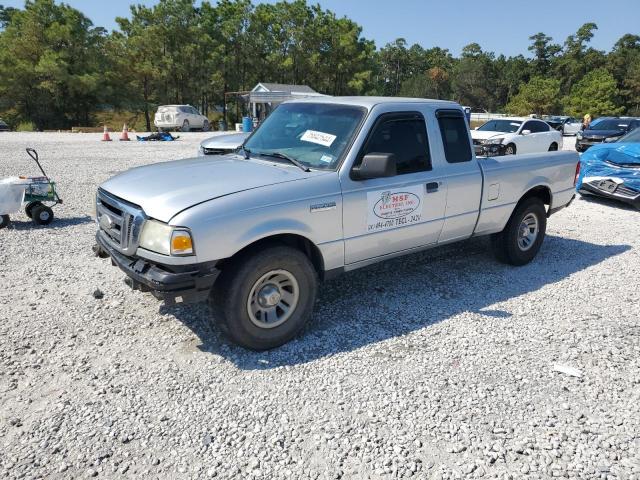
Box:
(171, 231), (194, 255)
(574, 161), (581, 187)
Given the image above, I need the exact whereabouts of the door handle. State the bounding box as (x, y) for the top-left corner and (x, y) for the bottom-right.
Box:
(426, 182), (439, 193)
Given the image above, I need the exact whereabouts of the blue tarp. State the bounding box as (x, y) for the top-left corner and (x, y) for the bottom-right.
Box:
(577, 142), (640, 191)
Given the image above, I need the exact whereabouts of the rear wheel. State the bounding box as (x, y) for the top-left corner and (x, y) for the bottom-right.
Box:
(32, 205), (53, 225)
(25, 201), (42, 219)
(504, 143), (516, 155)
(491, 197), (547, 266)
(210, 245), (318, 350)
(0, 214), (10, 229)
(548, 142), (558, 151)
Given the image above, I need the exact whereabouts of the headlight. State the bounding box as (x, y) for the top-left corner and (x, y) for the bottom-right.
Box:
(139, 220), (194, 256)
(198, 145), (205, 156)
(604, 136), (619, 143)
(576, 132), (583, 139)
(483, 137), (504, 145)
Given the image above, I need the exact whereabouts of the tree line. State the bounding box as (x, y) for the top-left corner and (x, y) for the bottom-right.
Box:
(0, 0), (639, 131)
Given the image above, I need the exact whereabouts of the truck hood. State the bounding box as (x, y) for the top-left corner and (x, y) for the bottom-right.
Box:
(100, 155), (314, 223)
(471, 130), (509, 141)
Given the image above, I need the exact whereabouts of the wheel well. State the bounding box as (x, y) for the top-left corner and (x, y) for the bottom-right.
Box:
(216, 234), (325, 278)
(518, 186), (552, 210)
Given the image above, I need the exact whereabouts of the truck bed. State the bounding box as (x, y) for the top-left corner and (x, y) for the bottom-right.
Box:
(474, 151), (578, 236)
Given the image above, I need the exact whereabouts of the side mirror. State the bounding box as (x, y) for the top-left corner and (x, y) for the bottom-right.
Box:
(351, 153), (397, 180)
(521, 130), (531, 136)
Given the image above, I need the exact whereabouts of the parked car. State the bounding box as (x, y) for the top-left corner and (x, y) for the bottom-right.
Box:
(154, 105), (210, 132)
(576, 127), (640, 209)
(198, 132), (251, 156)
(0, 120), (10, 132)
(575, 117), (640, 152)
(94, 97), (579, 350)
(543, 116), (582, 136)
(471, 117), (563, 156)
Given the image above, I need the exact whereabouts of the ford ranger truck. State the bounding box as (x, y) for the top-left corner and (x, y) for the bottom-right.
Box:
(94, 97), (579, 350)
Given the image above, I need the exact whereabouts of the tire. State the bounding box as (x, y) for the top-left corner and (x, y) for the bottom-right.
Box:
(491, 197), (547, 266)
(504, 143), (516, 155)
(32, 204), (54, 225)
(210, 245), (318, 350)
(181, 120), (190, 132)
(0, 214), (10, 229)
(25, 201), (42, 219)
(548, 142), (558, 151)
(202, 120), (210, 132)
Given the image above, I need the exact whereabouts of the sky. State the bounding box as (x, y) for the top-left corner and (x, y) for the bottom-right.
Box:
(3, 0), (640, 57)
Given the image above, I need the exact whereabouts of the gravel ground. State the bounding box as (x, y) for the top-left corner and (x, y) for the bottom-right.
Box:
(0, 132), (638, 480)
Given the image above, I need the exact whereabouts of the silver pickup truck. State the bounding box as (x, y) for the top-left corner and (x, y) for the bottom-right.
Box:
(94, 97), (579, 350)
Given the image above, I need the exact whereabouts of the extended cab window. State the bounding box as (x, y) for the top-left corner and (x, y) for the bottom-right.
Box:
(358, 113), (431, 175)
(436, 110), (472, 163)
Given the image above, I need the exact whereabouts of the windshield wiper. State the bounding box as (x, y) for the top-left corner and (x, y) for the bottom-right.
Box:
(241, 145), (251, 159)
(259, 151), (310, 172)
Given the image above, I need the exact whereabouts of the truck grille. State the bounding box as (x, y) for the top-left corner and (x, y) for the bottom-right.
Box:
(96, 189), (145, 256)
(616, 185), (640, 198)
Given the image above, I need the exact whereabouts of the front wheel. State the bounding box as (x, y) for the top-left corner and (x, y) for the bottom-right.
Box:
(491, 197), (547, 266)
(202, 120), (210, 132)
(181, 120), (190, 132)
(25, 201), (42, 219)
(0, 214), (10, 229)
(32, 205), (54, 225)
(210, 245), (318, 350)
(548, 142), (558, 151)
(504, 143), (516, 155)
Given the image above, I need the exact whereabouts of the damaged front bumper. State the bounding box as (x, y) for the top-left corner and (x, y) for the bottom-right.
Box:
(474, 143), (508, 157)
(95, 232), (220, 305)
(578, 180), (640, 208)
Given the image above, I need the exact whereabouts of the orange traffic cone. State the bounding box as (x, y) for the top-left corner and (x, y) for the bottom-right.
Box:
(119, 124), (131, 141)
(101, 125), (112, 142)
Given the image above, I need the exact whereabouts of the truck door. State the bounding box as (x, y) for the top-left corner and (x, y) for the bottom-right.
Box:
(433, 109), (483, 243)
(341, 110), (448, 265)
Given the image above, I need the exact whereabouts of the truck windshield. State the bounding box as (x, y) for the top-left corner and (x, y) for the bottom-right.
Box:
(243, 103), (365, 170)
(477, 119), (522, 133)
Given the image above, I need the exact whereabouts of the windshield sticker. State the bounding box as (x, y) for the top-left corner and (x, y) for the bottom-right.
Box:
(319, 154), (333, 163)
(301, 130), (336, 147)
(367, 185), (424, 233)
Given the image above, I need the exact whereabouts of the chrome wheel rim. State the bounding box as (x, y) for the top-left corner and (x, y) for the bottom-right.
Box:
(517, 213), (539, 251)
(247, 269), (299, 329)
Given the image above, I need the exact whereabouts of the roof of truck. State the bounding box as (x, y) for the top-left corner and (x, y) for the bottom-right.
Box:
(286, 96), (460, 109)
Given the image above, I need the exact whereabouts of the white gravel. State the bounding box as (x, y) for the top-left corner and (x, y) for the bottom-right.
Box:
(0, 132), (639, 480)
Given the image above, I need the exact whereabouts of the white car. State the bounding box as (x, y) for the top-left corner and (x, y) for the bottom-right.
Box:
(543, 116), (582, 136)
(472, 117), (562, 156)
(154, 105), (210, 132)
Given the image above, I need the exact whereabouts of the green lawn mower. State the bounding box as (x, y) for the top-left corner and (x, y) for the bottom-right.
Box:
(0, 148), (63, 228)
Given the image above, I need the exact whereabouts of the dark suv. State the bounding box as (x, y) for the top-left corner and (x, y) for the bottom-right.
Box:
(576, 117), (640, 152)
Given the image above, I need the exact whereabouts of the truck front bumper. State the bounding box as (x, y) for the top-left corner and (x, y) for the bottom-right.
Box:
(95, 232), (221, 306)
